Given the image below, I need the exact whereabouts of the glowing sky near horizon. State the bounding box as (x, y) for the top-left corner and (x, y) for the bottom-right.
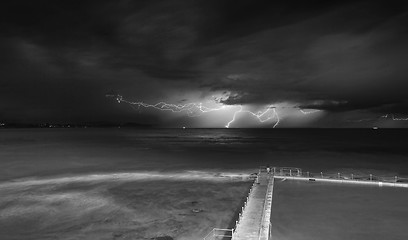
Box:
(108, 93), (325, 128)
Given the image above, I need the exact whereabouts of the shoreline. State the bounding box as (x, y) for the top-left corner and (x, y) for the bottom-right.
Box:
(0, 170), (254, 189)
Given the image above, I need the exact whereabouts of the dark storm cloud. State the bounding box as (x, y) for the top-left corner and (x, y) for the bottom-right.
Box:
(197, 1), (408, 112)
(1, 0), (408, 125)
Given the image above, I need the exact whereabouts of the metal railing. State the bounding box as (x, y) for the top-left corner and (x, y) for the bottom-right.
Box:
(203, 228), (233, 240)
(202, 166), (408, 240)
(270, 167), (408, 185)
(234, 168), (260, 229)
(258, 175), (273, 240)
(203, 170), (260, 240)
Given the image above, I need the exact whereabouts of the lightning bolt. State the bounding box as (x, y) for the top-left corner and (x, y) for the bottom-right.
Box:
(225, 105), (279, 128)
(112, 94), (226, 117)
(299, 109), (321, 114)
(346, 113), (408, 123)
(381, 114), (408, 121)
(108, 94), (324, 128)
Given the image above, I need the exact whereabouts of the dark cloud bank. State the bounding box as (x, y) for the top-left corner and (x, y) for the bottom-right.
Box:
(1, 0), (408, 127)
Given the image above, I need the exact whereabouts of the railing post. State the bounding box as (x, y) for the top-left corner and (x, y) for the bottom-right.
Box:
(370, 174), (372, 181)
(351, 173), (354, 180)
(395, 176), (398, 183)
(289, 169), (292, 176)
(320, 172), (323, 178)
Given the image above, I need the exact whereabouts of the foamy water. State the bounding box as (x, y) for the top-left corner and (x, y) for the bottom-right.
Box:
(0, 170), (252, 189)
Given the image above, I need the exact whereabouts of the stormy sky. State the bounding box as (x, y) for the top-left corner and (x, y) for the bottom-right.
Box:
(1, 0), (408, 127)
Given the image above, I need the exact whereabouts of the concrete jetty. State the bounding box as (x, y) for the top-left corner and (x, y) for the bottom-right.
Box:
(232, 170), (274, 240)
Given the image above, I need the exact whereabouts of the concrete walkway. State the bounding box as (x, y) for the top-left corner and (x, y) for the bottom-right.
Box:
(233, 171), (273, 240)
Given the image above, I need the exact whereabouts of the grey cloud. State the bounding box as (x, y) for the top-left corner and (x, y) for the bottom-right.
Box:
(1, 0), (408, 126)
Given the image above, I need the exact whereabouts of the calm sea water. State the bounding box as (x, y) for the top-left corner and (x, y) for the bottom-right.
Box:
(0, 128), (407, 239)
(0, 128), (407, 180)
(273, 180), (408, 240)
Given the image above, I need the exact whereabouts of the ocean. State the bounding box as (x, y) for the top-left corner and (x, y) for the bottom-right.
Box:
(0, 128), (407, 239)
